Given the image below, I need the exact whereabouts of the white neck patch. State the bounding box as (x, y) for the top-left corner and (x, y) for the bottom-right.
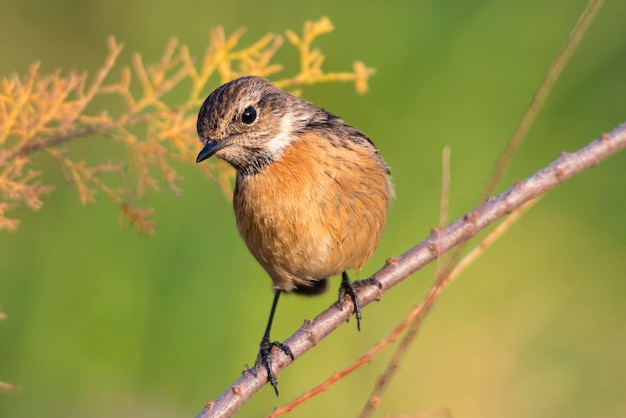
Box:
(264, 111), (296, 159)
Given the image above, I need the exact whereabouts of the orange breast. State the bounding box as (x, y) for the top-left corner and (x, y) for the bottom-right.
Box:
(233, 132), (391, 292)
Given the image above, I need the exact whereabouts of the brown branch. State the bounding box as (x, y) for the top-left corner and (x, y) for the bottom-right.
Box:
(196, 124), (626, 418)
(0, 106), (193, 165)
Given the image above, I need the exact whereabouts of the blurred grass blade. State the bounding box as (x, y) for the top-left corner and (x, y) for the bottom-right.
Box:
(480, 0), (605, 203)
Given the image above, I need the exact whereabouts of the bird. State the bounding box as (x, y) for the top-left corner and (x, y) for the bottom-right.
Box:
(196, 76), (392, 395)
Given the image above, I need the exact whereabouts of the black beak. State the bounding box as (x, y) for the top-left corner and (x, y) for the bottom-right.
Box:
(196, 139), (227, 164)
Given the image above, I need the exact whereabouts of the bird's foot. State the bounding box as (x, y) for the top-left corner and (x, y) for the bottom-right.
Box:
(338, 272), (382, 331)
(255, 334), (294, 396)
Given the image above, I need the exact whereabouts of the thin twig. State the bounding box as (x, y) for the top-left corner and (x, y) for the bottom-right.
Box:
(196, 123), (626, 418)
(0, 107), (191, 163)
(0, 381), (18, 395)
(479, 0), (604, 203)
(442, 0), (604, 304)
(435, 146), (452, 280)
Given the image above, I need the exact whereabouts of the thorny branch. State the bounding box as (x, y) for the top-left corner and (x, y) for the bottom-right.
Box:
(196, 122), (626, 418)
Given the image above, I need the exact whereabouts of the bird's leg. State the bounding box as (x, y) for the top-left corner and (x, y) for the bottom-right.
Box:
(338, 271), (382, 331)
(255, 289), (294, 396)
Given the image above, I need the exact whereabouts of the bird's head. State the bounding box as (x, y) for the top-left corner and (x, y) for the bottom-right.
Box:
(196, 76), (313, 176)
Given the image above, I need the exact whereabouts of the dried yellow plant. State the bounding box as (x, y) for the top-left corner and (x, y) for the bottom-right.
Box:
(0, 17), (374, 234)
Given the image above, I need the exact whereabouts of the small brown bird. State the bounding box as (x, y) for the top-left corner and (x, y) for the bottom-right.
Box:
(196, 76), (392, 394)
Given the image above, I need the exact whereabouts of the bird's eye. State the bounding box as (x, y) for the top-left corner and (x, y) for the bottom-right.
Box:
(241, 106), (257, 124)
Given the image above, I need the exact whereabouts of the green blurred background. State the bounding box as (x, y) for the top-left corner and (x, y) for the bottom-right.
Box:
(1, 0), (626, 417)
